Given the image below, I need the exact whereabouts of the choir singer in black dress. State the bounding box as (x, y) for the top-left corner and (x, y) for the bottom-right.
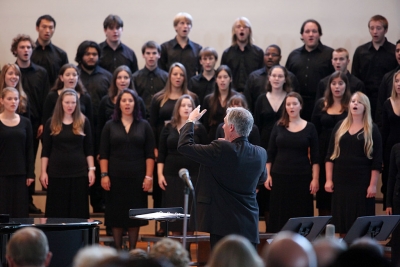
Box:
(40, 88), (95, 218)
(325, 92), (382, 234)
(0, 87), (34, 217)
(265, 92), (319, 233)
(178, 106), (267, 248)
(99, 89), (155, 250)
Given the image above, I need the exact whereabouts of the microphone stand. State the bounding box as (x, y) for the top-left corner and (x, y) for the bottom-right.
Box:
(182, 185), (190, 248)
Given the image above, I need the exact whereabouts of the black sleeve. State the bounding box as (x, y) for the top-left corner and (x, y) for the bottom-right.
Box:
(315, 80), (326, 102)
(370, 124), (383, 172)
(201, 95), (211, 133)
(308, 123), (320, 165)
(381, 101), (390, 148)
(351, 48), (361, 79)
(249, 125), (261, 146)
(99, 121), (111, 160)
(386, 144), (400, 208)
(138, 96), (147, 120)
(82, 93), (94, 135)
(195, 123), (209, 145)
(253, 95), (263, 131)
(158, 44), (168, 72)
(311, 99), (323, 135)
(42, 92), (56, 125)
(266, 124), (278, 164)
(61, 51), (69, 65)
(83, 117), (94, 157)
(149, 96), (161, 143)
(130, 51), (139, 73)
(143, 120), (156, 159)
(325, 121), (342, 162)
(40, 70), (51, 121)
(41, 119), (52, 158)
(375, 77), (389, 126)
(24, 119), (35, 178)
(157, 124), (169, 164)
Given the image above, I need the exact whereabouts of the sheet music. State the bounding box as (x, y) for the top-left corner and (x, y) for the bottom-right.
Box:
(134, 212), (190, 220)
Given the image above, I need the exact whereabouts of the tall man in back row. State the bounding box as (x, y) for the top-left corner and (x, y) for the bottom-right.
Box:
(178, 106), (267, 248)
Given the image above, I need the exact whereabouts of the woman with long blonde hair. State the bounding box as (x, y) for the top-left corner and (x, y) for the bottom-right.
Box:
(325, 92), (382, 234)
(40, 88), (95, 218)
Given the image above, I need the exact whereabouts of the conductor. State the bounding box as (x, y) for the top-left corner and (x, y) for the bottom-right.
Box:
(178, 106), (267, 248)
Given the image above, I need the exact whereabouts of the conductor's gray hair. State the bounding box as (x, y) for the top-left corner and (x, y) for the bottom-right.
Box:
(226, 107), (253, 137)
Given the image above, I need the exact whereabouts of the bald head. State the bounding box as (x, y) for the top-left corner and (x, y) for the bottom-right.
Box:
(6, 227), (52, 267)
(313, 238), (346, 267)
(263, 231), (317, 267)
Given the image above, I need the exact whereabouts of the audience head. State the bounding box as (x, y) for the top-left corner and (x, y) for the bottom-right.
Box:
(207, 234), (263, 267)
(312, 237), (347, 267)
(173, 12), (193, 38)
(224, 107), (254, 140)
(232, 17), (253, 46)
(36, 15), (56, 44)
(278, 92), (303, 127)
(97, 253), (172, 267)
(73, 245), (118, 267)
(266, 65), (292, 93)
(391, 70), (400, 99)
(227, 94), (248, 109)
(171, 94), (195, 127)
(300, 19), (322, 50)
(332, 246), (389, 267)
(332, 48), (350, 72)
(75, 40), (101, 70)
(262, 231), (317, 267)
(264, 44), (282, 69)
(368, 15), (388, 44)
(323, 71), (351, 111)
(149, 238), (190, 267)
(350, 237), (384, 256)
(128, 248), (148, 260)
(6, 227), (52, 267)
(11, 34), (36, 59)
(109, 65), (134, 98)
(53, 63), (86, 94)
(112, 88), (142, 121)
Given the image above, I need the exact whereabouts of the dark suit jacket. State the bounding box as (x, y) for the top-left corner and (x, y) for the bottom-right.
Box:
(178, 122), (267, 243)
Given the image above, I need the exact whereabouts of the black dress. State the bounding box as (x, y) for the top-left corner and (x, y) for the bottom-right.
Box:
(326, 122), (382, 233)
(99, 119), (155, 228)
(267, 122), (319, 233)
(253, 94), (284, 220)
(0, 117), (34, 218)
(311, 98), (347, 210)
(41, 118), (93, 218)
(381, 99), (400, 209)
(158, 123), (208, 231)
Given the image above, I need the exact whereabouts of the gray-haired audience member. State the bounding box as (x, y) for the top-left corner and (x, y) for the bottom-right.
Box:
(312, 237), (346, 267)
(97, 253), (172, 267)
(350, 237), (384, 256)
(207, 234), (264, 267)
(262, 231), (317, 267)
(149, 238), (190, 267)
(72, 245), (118, 267)
(6, 227), (52, 267)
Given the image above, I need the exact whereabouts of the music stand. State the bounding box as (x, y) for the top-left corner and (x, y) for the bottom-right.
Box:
(129, 207), (186, 237)
(280, 216), (332, 241)
(343, 215), (400, 244)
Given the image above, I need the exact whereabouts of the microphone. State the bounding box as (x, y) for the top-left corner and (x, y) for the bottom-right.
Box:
(179, 168), (194, 191)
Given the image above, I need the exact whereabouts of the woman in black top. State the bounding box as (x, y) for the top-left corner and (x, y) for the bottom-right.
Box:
(0, 87), (34, 217)
(325, 92), (382, 234)
(0, 64), (29, 118)
(100, 89), (155, 250)
(381, 70), (400, 210)
(42, 64), (93, 127)
(157, 94), (208, 234)
(40, 89), (95, 218)
(202, 65), (237, 142)
(266, 92), (319, 233)
(311, 71), (351, 216)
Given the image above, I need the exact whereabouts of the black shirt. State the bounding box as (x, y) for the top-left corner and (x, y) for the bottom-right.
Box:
(285, 42), (334, 121)
(315, 71), (365, 101)
(189, 73), (216, 106)
(221, 43), (264, 92)
(18, 62), (50, 126)
(99, 41), (138, 74)
(351, 38), (397, 100)
(244, 66), (300, 112)
(31, 41), (69, 87)
(132, 67), (168, 119)
(158, 37), (202, 80)
(78, 65), (112, 122)
(376, 65), (400, 127)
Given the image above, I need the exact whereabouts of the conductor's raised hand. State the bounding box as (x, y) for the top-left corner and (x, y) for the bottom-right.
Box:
(188, 105), (207, 122)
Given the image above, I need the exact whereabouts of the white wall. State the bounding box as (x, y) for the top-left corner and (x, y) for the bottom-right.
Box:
(1, 0), (399, 69)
